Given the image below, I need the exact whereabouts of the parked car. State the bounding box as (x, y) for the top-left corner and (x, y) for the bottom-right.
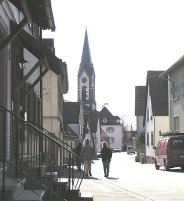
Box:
(97, 150), (101, 158)
(113, 147), (121, 152)
(154, 132), (184, 171)
(127, 146), (135, 154)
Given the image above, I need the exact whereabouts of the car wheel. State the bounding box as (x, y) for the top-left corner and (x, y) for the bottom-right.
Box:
(154, 160), (160, 170)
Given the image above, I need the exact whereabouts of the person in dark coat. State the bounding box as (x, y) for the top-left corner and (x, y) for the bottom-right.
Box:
(101, 141), (112, 177)
(74, 142), (82, 171)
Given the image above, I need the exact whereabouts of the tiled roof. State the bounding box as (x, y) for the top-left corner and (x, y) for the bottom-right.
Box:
(146, 71), (168, 116)
(64, 125), (78, 138)
(63, 102), (81, 124)
(161, 54), (184, 77)
(99, 107), (121, 125)
(135, 86), (146, 116)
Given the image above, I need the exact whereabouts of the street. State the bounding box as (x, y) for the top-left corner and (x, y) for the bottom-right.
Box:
(80, 152), (184, 201)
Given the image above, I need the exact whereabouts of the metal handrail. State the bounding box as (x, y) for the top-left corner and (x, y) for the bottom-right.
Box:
(0, 105), (84, 201)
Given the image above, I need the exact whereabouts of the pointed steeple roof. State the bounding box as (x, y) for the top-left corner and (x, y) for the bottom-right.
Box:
(78, 29), (94, 76)
(81, 29), (92, 66)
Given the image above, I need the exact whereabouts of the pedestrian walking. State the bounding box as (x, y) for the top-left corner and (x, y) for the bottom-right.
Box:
(81, 138), (94, 177)
(74, 142), (82, 171)
(101, 141), (112, 177)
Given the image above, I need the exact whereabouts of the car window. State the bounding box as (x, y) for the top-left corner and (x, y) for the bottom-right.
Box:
(170, 139), (184, 149)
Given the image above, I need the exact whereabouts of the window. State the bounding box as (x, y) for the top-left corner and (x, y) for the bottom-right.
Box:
(103, 118), (107, 123)
(170, 139), (184, 149)
(81, 77), (87, 83)
(109, 137), (114, 143)
(82, 86), (88, 100)
(151, 131), (154, 145)
(116, 119), (120, 124)
(173, 116), (180, 131)
(106, 127), (114, 133)
(171, 81), (179, 99)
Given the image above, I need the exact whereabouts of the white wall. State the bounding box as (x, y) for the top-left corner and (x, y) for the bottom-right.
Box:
(101, 125), (122, 149)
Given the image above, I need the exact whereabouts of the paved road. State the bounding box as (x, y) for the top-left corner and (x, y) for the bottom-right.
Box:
(80, 152), (184, 201)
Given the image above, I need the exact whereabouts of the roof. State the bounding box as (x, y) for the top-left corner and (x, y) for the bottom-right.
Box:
(146, 71), (168, 116)
(12, 21), (64, 74)
(63, 102), (82, 124)
(88, 111), (99, 133)
(9, 0), (55, 31)
(161, 54), (184, 77)
(135, 86), (146, 116)
(64, 125), (78, 138)
(78, 29), (95, 77)
(99, 107), (121, 125)
(99, 107), (113, 119)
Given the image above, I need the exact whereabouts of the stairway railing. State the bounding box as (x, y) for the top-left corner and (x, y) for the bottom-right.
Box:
(0, 105), (84, 201)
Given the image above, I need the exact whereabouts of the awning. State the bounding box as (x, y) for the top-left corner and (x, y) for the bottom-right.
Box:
(11, 20), (69, 94)
(8, 0), (55, 31)
(11, 21), (62, 75)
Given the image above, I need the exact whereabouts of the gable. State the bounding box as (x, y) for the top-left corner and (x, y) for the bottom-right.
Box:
(147, 71), (168, 116)
(135, 86), (146, 116)
(63, 102), (81, 124)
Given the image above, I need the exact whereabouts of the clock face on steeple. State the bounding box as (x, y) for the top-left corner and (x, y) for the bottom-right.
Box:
(81, 77), (87, 83)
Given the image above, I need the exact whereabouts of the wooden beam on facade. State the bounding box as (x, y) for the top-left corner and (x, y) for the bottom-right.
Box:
(23, 68), (48, 99)
(0, 17), (28, 52)
(15, 58), (45, 94)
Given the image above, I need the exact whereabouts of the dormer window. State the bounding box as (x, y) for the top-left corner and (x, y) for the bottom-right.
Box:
(116, 119), (120, 123)
(103, 117), (107, 123)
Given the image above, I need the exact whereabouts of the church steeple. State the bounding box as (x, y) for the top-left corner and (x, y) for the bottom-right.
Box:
(78, 29), (95, 77)
(78, 29), (96, 110)
(81, 30), (92, 67)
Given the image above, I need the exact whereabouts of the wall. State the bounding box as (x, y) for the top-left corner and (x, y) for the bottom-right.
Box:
(43, 70), (62, 139)
(101, 124), (122, 150)
(155, 116), (169, 144)
(169, 64), (184, 132)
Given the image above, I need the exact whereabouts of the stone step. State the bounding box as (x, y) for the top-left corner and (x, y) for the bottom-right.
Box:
(0, 177), (26, 198)
(14, 190), (45, 201)
(0, 175), (45, 201)
(63, 190), (93, 201)
(79, 191), (93, 201)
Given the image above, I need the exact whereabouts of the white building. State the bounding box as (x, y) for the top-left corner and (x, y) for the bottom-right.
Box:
(144, 71), (169, 163)
(99, 107), (123, 150)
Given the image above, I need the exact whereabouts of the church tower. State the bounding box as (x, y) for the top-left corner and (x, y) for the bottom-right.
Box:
(78, 29), (96, 110)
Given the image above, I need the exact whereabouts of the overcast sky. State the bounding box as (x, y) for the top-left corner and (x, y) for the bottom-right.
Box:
(43, 0), (184, 129)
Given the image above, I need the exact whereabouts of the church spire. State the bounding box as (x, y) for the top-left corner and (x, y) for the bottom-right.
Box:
(79, 29), (94, 77)
(81, 29), (92, 66)
(77, 29), (96, 111)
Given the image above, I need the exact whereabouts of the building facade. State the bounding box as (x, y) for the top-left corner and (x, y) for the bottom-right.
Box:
(144, 71), (169, 163)
(161, 55), (184, 132)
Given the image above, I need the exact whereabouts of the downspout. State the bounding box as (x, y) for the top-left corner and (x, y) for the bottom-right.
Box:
(154, 117), (155, 147)
(168, 75), (171, 131)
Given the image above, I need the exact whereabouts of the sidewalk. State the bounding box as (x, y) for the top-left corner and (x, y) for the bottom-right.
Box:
(80, 176), (148, 201)
(80, 160), (149, 201)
